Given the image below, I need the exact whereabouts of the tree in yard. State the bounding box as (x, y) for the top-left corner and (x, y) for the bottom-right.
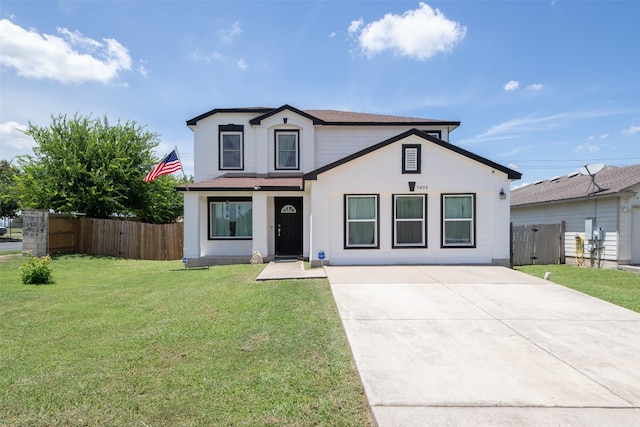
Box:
(0, 160), (20, 219)
(15, 114), (184, 224)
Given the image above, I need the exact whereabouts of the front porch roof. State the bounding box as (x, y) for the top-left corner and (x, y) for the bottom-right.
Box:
(176, 174), (303, 191)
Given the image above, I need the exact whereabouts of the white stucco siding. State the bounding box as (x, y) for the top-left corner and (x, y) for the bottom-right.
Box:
(182, 191), (200, 258)
(308, 135), (512, 265)
(251, 112), (316, 174)
(511, 197), (620, 261)
(314, 126), (450, 168)
(197, 191), (254, 257)
(191, 113), (259, 182)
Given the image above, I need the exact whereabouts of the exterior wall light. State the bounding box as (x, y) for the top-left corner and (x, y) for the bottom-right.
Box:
(499, 188), (506, 200)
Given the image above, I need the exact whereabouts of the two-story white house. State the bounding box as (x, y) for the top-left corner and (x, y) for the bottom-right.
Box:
(178, 105), (521, 267)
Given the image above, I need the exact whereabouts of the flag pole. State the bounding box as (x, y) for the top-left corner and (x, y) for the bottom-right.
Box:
(173, 145), (189, 191)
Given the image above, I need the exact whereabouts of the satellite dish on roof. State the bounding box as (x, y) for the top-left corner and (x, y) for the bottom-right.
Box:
(580, 163), (606, 193)
(580, 163), (605, 176)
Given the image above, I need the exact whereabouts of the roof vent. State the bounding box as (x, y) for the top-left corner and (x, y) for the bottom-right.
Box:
(567, 171), (581, 178)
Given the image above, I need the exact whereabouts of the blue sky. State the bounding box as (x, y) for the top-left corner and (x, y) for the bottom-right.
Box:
(1, 0), (639, 187)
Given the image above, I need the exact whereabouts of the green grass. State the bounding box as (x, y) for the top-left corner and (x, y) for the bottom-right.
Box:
(515, 264), (640, 313)
(0, 255), (373, 427)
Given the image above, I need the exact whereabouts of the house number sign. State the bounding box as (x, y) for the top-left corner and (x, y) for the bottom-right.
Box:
(408, 181), (428, 192)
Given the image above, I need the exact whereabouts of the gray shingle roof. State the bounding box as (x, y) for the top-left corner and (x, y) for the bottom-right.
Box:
(187, 105), (459, 128)
(511, 164), (640, 207)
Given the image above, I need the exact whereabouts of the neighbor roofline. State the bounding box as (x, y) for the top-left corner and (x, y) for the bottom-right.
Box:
(511, 189), (634, 208)
(304, 129), (521, 181)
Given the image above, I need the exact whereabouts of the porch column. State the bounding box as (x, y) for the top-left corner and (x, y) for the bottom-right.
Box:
(182, 191), (200, 258)
(252, 192), (269, 258)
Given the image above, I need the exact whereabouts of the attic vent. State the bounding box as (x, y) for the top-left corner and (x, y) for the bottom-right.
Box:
(405, 149), (418, 170)
(567, 171), (581, 178)
(549, 176), (561, 182)
(533, 180), (544, 185)
(402, 144), (421, 174)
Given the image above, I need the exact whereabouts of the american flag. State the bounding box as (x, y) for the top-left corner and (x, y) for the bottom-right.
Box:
(144, 149), (182, 182)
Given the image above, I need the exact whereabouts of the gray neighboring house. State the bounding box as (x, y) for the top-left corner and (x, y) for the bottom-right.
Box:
(511, 164), (640, 267)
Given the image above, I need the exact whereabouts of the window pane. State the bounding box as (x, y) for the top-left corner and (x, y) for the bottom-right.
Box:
(278, 151), (297, 168)
(348, 197), (375, 219)
(223, 134), (241, 150)
(221, 133), (242, 168)
(397, 221), (423, 244)
(444, 221), (471, 244)
(397, 196), (423, 219)
(278, 135), (296, 150)
(276, 133), (298, 169)
(445, 196), (472, 219)
(348, 222), (375, 245)
(210, 201), (252, 238)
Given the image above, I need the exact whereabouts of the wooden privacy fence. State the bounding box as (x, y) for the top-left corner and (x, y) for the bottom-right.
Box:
(511, 222), (565, 266)
(48, 215), (183, 260)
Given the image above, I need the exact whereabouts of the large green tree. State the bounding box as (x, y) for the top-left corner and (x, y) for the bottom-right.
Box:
(16, 114), (184, 223)
(0, 160), (20, 218)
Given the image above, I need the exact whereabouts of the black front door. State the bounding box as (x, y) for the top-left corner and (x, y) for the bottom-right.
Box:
(275, 198), (303, 257)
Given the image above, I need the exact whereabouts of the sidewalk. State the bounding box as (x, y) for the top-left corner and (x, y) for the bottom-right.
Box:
(256, 260), (327, 280)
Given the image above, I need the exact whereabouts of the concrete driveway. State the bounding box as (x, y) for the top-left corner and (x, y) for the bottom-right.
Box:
(325, 265), (640, 426)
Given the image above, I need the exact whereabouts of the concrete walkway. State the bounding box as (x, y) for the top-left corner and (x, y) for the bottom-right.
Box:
(256, 260), (327, 280)
(325, 265), (640, 426)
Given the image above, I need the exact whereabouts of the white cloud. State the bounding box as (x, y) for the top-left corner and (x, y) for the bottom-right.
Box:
(348, 19), (363, 34)
(237, 58), (248, 70)
(622, 125), (640, 134)
(512, 181), (531, 190)
(329, 31), (339, 38)
(460, 109), (639, 146)
(220, 21), (241, 43)
(0, 19), (132, 84)
(504, 80), (519, 91)
(349, 2), (466, 60)
(527, 83), (544, 91)
(576, 142), (600, 152)
(0, 121), (35, 151)
(600, 133), (609, 139)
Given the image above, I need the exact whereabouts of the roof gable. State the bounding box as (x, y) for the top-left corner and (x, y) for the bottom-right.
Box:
(303, 129), (521, 181)
(249, 104), (323, 125)
(186, 107), (273, 126)
(511, 164), (640, 207)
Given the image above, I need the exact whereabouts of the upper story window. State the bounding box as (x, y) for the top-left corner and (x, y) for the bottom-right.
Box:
(275, 130), (299, 170)
(219, 125), (244, 170)
(421, 130), (442, 139)
(402, 144), (421, 174)
(442, 193), (475, 248)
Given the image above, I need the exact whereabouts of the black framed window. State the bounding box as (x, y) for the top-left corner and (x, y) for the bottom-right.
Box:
(402, 144), (421, 174)
(219, 125), (243, 170)
(441, 193), (475, 247)
(208, 197), (252, 240)
(393, 194), (427, 248)
(275, 130), (299, 170)
(345, 194), (379, 249)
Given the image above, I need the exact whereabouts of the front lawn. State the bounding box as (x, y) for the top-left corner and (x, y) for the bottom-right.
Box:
(0, 255), (373, 426)
(515, 264), (640, 313)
